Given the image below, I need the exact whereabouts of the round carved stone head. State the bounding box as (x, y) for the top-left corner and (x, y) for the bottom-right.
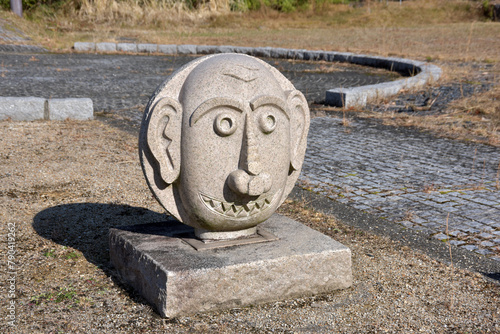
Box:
(139, 54), (309, 240)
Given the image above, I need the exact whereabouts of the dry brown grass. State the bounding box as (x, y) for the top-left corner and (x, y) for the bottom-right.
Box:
(450, 82), (500, 126)
(77, 0), (231, 25)
(376, 110), (500, 145)
(358, 62), (500, 146)
(2, 0), (499, 63)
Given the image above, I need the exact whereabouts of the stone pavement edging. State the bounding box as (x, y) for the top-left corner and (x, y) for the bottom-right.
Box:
(74, 42), (442, 108)
(0, 97), (93, 121)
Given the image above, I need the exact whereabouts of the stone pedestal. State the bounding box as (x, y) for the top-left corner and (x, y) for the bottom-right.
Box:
(109, 214), (352, 318)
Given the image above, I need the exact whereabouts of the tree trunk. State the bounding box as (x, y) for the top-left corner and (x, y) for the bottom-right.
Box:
(10, 0), (22, 17)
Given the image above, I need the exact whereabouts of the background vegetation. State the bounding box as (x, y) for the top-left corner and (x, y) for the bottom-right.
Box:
(0, 0), (489, 20)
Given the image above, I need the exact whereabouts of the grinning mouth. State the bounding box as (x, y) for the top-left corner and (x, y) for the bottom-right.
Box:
(200, 192), (279, 219)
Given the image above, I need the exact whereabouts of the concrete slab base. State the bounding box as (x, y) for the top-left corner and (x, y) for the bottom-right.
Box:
(109, 214), (352, 318)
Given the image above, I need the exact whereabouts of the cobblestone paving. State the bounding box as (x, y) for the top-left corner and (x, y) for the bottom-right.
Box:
(0, 53), (396, 125)
(301, 116), (500, 261)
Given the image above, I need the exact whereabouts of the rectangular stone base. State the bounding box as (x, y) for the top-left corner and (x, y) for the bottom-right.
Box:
(109, 214), (352, 318)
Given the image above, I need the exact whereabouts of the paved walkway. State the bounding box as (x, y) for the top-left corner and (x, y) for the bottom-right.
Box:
(0, 53), (395, 113)
(301, 117), (500, 261)
(0, 48), (498, 261)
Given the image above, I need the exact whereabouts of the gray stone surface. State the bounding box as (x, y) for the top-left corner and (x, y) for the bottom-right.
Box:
(137, 43), (157, 53)
(196, 45), (218, 54)
(48, 98), (93, 120)
(326, 55), (441, 107)
(177, 44), (197, 55)
(232, 46), (254, 55)
(74, 42), (96, 52)
(326, 81), (403, 107)
(117, 43), (137, 53)
(270, 47), (289, 59)
(96, 42), (117, 52)
(216, 45), (235, 54)
(304, 50), (323, 61)
(139, 54), (310, 238)
(253, 47), (273, 58)
(109, 214), (352, 318)
(0, 97), (45, 121)
(158, 44), (177, 54)
(287, 49), (306, 60)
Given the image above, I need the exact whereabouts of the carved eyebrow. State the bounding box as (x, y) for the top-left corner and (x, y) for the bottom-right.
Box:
(249, 95), (289, 120)
(190, 97), (246, 126)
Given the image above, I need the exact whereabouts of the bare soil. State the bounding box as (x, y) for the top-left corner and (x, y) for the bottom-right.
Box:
(0, 120), (499, 333)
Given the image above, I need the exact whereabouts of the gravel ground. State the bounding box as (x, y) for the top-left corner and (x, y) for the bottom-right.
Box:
(0, 119), (499, 333)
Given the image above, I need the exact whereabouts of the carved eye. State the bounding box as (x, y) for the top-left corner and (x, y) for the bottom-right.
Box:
(214, 112), (237, 137)
(258, 112), (277, 134)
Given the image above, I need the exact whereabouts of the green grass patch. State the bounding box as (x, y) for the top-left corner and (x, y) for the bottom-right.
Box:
(30, 287), (78, 305)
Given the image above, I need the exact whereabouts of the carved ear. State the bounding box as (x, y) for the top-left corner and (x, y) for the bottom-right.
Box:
(286, 90), (310, 172)
(147, 97), (182, 184)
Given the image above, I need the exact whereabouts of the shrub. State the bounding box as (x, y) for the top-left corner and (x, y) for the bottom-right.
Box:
(1, 0), (78, 12)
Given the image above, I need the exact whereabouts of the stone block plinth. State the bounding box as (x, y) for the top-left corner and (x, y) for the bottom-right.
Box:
(109, 214), (352, 318)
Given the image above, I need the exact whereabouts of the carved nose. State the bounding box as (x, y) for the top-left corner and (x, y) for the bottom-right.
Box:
(227, 113), (272, 196)
(228, 170), (272, 196)
(242, 113), (261, 176)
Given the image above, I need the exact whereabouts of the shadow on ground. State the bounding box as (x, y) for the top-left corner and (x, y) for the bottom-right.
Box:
(32, 203), (167, 268)
(32, 203), (173, 310)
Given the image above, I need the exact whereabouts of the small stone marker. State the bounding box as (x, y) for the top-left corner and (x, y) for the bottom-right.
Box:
(110, 54), (352, 317)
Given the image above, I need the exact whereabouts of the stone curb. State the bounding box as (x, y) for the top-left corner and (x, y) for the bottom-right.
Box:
(0, 97), (94, 121)
(74, 42), (442, 108)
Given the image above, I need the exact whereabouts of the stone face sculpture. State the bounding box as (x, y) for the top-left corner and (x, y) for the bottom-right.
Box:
(139, 54), (310, 240)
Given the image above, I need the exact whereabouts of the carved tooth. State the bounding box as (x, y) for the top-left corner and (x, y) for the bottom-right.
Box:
(226, 206), (237, 217)
(201, 192), (278, 217)
(212, 199), (223, 210)
(248, 204), (258, 214)
(255, 199), (265, 209)
(237, 208), (249, 218)
(214, 205), (224, 215)
(242, 203), (252, 212)
(233, 205), (245, 217)
(221, 202), (232, 213)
